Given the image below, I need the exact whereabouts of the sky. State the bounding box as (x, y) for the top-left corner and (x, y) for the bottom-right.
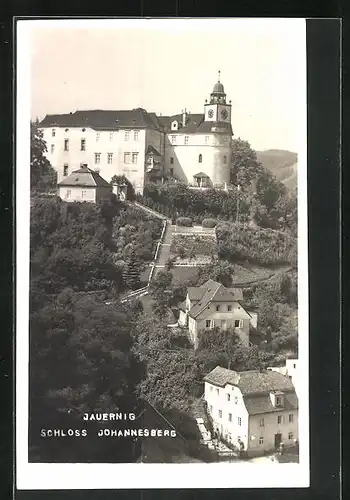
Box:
(29, 18), (306, 152)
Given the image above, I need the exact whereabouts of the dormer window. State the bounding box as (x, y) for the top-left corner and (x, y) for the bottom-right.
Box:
(171, 121), (178, 131)
(270, 391), (284, 408)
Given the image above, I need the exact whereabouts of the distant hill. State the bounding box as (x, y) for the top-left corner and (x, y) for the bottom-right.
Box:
(256, 149), (297, 191)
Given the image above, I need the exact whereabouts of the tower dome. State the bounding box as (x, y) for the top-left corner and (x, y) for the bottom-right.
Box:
(209, 71), (227, 104)
(212, 81), (225, 94)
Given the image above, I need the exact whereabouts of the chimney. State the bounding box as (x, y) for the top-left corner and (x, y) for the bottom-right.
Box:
(182, 108), (187, 127)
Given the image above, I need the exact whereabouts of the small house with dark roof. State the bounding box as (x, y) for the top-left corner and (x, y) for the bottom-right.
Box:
(203, 366), (299, 457)
(57, 165), (112, 203)
(38, 73), (233, 194)
(178, 279), (257, 348)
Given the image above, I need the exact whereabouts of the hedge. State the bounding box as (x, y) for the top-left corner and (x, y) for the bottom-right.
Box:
(176, 217), (193, 227)
(202, 218), (217, 228)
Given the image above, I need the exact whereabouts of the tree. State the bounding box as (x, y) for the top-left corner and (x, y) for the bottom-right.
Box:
(122, 249), (141, 290)
(255, 168), (286, 210)
(230, 138), (263, 188)
(30, 120), (57, 192)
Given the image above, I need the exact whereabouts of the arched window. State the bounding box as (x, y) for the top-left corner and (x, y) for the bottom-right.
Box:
(198, 154), (202, 163)
(223, 155), (227, 164)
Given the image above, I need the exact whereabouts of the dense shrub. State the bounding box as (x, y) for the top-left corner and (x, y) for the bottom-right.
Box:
(202, 218), (217, 228)
(176, 217), (193, 227)
(216, 222), (297, 267)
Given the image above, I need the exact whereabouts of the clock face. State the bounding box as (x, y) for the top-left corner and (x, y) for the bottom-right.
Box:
(208, 109), (214, 118)
(221, 109), (228, 120)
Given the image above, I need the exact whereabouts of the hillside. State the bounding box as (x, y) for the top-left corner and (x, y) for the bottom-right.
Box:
(256, 149), (297, 191)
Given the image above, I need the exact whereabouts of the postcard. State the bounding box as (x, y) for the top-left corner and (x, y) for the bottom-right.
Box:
(16, 17), (309, 489)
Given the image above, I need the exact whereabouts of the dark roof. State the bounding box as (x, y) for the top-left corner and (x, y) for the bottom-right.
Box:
(58, 166), (111, 188)
(243, 391), (298, 415)
(159, 114), (205, 134)
(187, 280), (244, 318)
(146, 145), (161, 157)
(193, 172), (210, 178)
(196, 121), (233, 135)
(39, 108), (160, 130)
(204, 366), (295, 394)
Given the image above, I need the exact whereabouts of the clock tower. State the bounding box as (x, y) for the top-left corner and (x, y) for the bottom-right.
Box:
(204, 71), (232, 124)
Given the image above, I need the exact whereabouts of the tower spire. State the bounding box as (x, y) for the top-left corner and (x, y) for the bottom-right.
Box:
(218, 69), (221, 82)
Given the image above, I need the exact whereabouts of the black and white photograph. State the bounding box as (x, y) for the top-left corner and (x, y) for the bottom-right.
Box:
(16, 18), (309, 489)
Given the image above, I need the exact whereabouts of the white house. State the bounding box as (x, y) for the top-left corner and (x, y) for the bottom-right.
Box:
(57, 165), (112, 203)
(178, 279), (257, 348)
(38, 74), (233, 194)
(204, 366), (299, 457)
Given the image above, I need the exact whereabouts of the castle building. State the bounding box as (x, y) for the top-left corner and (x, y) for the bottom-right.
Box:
(38, 74), (233, 194)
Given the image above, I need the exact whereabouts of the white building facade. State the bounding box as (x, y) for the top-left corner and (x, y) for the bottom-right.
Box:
(204, 366), (299, 457)
(38, 76), (233, 194)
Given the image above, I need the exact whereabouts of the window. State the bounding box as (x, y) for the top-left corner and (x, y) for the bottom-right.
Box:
(52, 129), (56, 137)
(170, 168), (174, 176)
(132, 152), (139, 164)
(216, 388), (219, 396)
(289, 414), (294, 423)
(238, 417), (242, 426)
(81, 139), (86, 151)
(124, 153), (131, 164)
(171, 135), (176, 144)
(209, 405), (213, 413)
(95, 153), (101, 165)
(277, 415), (284, 424)
(234, 397), (238, 404)
(205, 136), (209, 144)
(259, 437), (264, 445)
(228, 413), (232, 422)
(259, 418), (264, 427)
(66, 189), (71, 198)
(65, 128), (69, 133)
(276, 396), (282, 406)
(107, 153), (113, 164)
(109, 132), (114, 141)
(184, 136), (189, 145)
(170, 157), (174, 164)
(96, 132), (100, 141)
(81, 190), (87, 199)
(226, 393), (231, 402)
(198, 154), (202, 163)
(134, 131), (139, 141)
(223, 155), (227, 164)
(288, 432), (294, 440)
(228, 305), (232, 311)
(125, 131), (130, 141)
(63, 164), (68, 177)
(234, 320), (243, 328)
(64, 139), (69, 151)
(218, 410), (222, 418)
(50, 144), (55, 154)
(205, 320), (211, 328)
(293, 363), (296, 369)
(216, 305), (220, 312)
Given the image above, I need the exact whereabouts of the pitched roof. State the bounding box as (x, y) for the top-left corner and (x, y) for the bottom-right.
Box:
(187, 280), (244, 318)
(203, 366), (240, 387)
(203, 366), (295, 394)
(39, 108), (160, 130)
(196, 120), (233, 136)
(146, 145), (161, 157)
(58, 166), (111, 187)
(243, 391), (298, 415)
(159, 114), (205, 133)
(193, 172), (210, 178)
